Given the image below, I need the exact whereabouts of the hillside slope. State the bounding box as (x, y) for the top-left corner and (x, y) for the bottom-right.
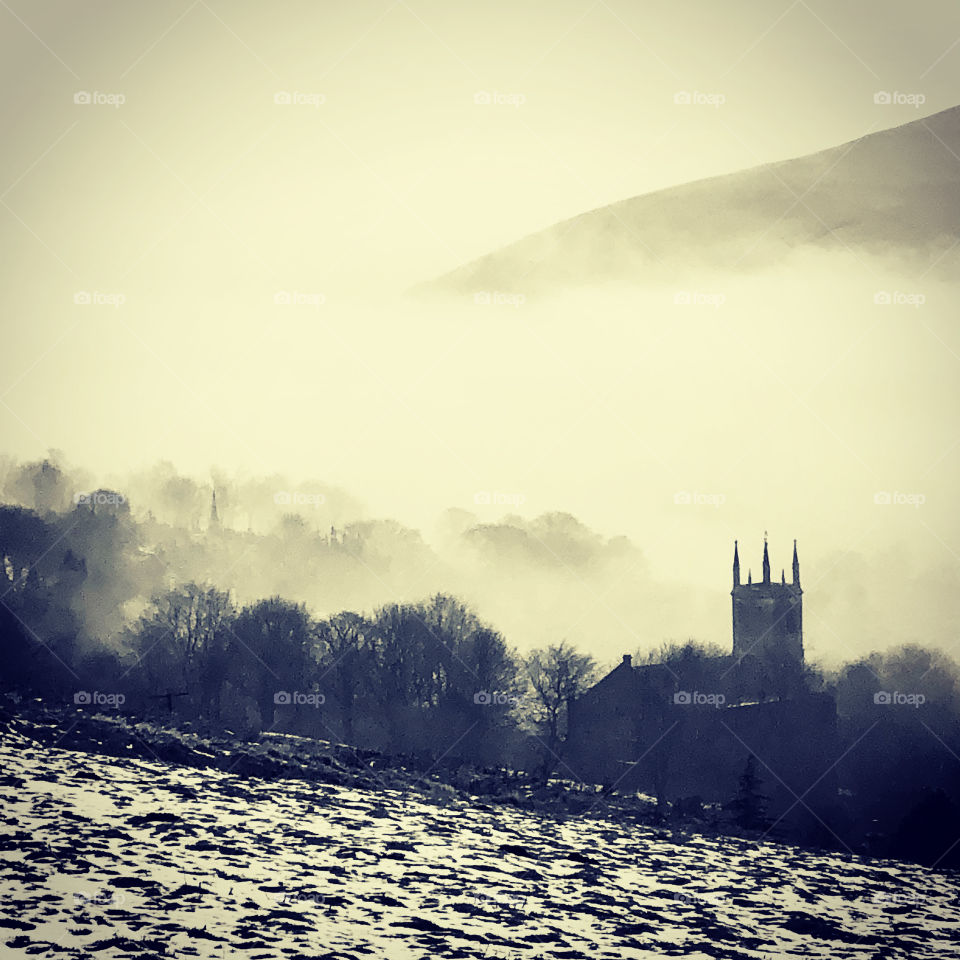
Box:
(2, 724), (959, 958)
(422, 106), (960, 294)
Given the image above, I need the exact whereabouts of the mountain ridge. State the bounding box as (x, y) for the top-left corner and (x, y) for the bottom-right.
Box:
(418, 105), (960, 294)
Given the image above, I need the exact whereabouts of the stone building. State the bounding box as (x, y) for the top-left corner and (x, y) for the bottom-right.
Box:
(565, 540), (840, 829)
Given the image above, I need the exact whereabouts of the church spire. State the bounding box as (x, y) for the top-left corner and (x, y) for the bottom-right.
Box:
(792, 539), (800, 586)
(209, 490), (220, 530)
(733, 540), (740, 587)
(762, 534), (770, 585)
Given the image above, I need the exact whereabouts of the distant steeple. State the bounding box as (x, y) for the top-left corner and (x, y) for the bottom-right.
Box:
(762, 534), (770, 585)
(209, 490), (220, 530)
(733, 540), (740, 587)
(747, 569), (752, 585)
(792, 539), (800, 586)
(781, 569), (786, 584)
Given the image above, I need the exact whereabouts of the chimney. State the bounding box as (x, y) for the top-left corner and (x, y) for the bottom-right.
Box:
(622, 654), (632, 667)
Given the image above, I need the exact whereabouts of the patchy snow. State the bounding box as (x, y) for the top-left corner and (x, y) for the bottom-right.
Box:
(1, 729), (958, 959)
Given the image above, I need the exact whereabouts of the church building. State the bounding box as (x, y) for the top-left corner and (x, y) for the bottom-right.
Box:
(565, 539), (839, 827)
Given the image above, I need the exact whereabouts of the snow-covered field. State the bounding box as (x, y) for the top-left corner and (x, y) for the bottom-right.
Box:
(2, 726), (959, 959)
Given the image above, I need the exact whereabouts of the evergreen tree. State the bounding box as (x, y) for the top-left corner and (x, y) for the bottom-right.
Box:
(728, 754), (769, 830)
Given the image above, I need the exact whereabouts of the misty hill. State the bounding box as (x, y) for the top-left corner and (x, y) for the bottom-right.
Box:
(421, 105), (960, 294)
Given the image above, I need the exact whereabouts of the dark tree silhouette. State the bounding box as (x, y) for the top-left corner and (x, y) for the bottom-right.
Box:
(525, 641), (596, 778)
(728, 754), (769, 830)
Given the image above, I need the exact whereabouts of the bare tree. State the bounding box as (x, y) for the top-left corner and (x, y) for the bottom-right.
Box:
(131, 583), (234, 716)
(230, 597), (316, 729)
(317, 611), (370, 742)
(524, 641), (596, 778)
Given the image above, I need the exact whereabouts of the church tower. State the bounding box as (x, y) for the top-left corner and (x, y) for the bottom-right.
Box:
(731, 537), (803, 665)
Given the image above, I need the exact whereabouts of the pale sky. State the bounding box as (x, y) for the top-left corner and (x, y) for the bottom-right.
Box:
(2, 0), (959, 289)
(2, 0), (960, 661)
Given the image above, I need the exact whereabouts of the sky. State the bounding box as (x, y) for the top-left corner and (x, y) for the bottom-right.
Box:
(2, 0), (960, 662)
(2, 0), (959, 288)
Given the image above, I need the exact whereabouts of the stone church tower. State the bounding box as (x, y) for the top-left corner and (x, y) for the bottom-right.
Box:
(731, 538), (803, 664)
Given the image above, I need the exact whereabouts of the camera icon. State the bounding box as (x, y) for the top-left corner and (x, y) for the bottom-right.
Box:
(274, 691), (291, 705)
(673, 691), (692, 705)
(273, 291), (291, 305)
(74, 691), (91, 704)
(274, 91), (292, 105)
(874, 691), (892, 705)
(873, 291), (891, 305)
(74, 291), (92, 305)
(474, 491), (491, 505)
(74, 91), (91, 105)
(274, 491), (292, 505)
(674, 91), (692, 105)
(874, 491), (891, 505)
(874, 91), (892, 105)
(673, 491), (691, 505)
(474, 91), (492, 105)
(473, 690), (492, 705)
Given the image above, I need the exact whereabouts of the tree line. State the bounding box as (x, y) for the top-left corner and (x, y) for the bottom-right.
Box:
(0, 497), (597, 773)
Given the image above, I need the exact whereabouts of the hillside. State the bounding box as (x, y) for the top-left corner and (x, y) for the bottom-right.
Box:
(421, 106), (960, 295)
(2, 712), (959, 958)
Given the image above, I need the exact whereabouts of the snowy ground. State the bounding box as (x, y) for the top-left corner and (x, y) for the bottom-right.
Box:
(1, 725), (959, 959)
